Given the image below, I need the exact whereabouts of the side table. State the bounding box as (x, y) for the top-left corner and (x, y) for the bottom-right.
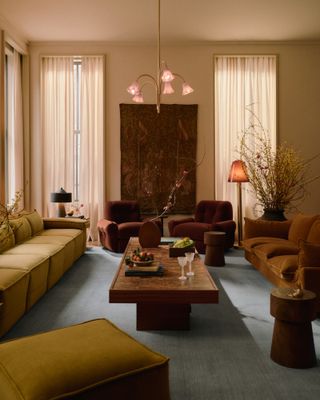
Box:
(204, 231), (226, 266)
(270, 287), (317, 368)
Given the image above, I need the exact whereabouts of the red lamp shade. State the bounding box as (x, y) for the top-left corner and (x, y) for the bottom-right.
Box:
(228, 160), (249, 183)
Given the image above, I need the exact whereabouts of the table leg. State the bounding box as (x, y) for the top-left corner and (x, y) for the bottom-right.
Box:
(137, 303), (191, 330)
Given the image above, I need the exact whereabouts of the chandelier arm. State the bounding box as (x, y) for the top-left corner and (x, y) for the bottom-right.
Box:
(137, 73), (159, 89)
(172, 72), (186, 83)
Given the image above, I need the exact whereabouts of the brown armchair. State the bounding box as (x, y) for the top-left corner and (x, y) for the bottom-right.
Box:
(97, 201), (144, 253)
(168, 200), (236, 253)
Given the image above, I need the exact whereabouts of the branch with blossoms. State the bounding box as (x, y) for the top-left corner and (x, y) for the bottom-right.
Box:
(0, 190), (24, 246)
(239, 108), (320, 212)
(150, 153), (205, 221)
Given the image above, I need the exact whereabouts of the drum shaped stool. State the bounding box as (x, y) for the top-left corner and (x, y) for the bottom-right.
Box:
(204, 231), (226, 266)
(270, 287), (317, 369)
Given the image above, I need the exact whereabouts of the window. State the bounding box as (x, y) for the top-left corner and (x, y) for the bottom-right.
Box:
(214, 55), (277, 219)
(4, 44), (24, 205)
(41, 56), (104, 239)
(73, 59), (81, 201)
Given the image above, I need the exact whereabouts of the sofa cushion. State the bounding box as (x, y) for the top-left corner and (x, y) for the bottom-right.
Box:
(0, 224), (15, 253)
(298, 240), (320, 269)
(0, 254), (50, 310)
(4, 243), (64, 257)
(173, 222), (213, 241)
(0, 268), (30, 337)
(306, 218), (320, 244)
(118, 221), (143, 239)
(9, 217), (32, 244)
(38, 228), (85, 261)
(243, 237), (290, 252)
(0, 319), (170, 400)
(253, 242), (299, 260)
(244, 217), (291, 240)
(288, 214), (318, 245)
(25, 235), (73, 245)
(24, 210), (44, 235)
(38, 228), (82, 238)
(268, 255), (299, 278)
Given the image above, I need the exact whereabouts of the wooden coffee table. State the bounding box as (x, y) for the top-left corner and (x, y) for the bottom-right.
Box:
(109, 237), (219, 330)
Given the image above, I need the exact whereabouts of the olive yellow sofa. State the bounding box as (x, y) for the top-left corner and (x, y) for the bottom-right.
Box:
(243, 214), (320, 312)
(0, 319), (170, 400)
(0, 211), (87, 337)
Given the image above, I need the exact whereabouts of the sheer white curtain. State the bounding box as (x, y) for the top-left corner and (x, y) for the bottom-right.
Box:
(80, 56), (104, 241)
(6, 49), (24, 206)
(41, 57), (74, 215)
(214, 55), (277, 219)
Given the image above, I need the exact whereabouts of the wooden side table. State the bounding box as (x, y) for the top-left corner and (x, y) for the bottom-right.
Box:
(270, 287), (317, 368)
(204, 231), (226, 266)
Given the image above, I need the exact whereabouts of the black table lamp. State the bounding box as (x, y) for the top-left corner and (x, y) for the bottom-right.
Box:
(50, 188), (72, 217)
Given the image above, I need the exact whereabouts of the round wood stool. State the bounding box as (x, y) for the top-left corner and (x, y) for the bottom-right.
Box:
(204, 231), (226, 266)
(270, 287), (317, 368)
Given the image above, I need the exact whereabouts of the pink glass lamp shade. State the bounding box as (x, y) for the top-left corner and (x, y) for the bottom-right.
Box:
(182, 82), (194, 95)
(127, 81), (140, 95)
(132, 91), (144, 103)
(162, 82), (175, 94)
(161, 63), (175, 82)
(228, 160), (249, 183)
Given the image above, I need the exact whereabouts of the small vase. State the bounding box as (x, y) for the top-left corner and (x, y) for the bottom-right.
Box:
(260, 208), (287, 221)
(139, 221), (161, 248)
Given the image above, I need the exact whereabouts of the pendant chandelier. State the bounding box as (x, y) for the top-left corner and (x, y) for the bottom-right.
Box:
(126, 0), (194, 113)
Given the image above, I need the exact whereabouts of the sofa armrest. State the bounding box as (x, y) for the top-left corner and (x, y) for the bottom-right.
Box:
(168, 217), (195, 236)
(298, 267), (320, 312)
(214, 220), (236, 232)
(244, 217), (291, 240)
(43, 218), (87, 231)
(298, 266), (320, 291)
(97, 219), (118, 251)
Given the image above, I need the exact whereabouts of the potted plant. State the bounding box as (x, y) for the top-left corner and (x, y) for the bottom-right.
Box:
(239, 119), (319, 220)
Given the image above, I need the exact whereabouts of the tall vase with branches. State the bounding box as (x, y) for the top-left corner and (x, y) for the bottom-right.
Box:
(239, 114), (319, 219)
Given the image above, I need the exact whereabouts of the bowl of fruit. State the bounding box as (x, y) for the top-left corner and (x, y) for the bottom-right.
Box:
(126, 248), (154, 266)
(169, 237), (195, 257)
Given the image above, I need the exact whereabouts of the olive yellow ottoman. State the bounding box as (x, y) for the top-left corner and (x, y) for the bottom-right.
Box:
(0, 319), (170, 400)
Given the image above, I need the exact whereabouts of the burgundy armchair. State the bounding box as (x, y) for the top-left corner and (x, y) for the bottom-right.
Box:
(97, 201), (144, 253)
(168, 200), (236, 253)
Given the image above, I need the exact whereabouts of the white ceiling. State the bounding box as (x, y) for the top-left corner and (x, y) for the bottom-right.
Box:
(0, 0), (320, 43)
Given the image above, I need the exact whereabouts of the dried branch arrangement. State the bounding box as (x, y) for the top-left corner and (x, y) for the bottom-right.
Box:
(239, 114), (319, 212)
(0, 190), (24, 247)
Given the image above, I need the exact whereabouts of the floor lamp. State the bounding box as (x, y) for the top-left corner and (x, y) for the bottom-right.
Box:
(228, 160), (249, 247)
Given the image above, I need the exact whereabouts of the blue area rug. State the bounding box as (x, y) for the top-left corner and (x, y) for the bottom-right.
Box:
(3, 247), (320, 399)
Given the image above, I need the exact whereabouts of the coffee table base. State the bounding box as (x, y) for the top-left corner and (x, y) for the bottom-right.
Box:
(137, 303), (191, 330)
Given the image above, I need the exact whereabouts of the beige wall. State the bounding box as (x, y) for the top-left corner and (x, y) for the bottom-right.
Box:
(29, 41), (320, 215)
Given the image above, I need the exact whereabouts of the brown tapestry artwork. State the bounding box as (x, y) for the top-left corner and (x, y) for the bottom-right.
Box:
(120, 104), (198, 215)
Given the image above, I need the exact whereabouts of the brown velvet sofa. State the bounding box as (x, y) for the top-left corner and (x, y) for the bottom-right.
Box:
(243, 213), (320, 312)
